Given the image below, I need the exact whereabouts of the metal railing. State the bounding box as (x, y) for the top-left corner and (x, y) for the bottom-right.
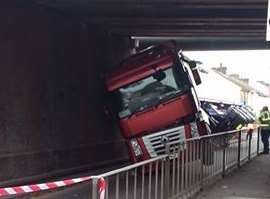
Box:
(91, 127), (262, 199)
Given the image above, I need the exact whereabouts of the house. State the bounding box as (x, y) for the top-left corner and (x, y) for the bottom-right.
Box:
(197, 65), (270, 114)
(197, 66), (246, 104)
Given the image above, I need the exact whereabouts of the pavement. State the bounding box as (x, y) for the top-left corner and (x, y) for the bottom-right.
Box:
(194, 154), (270, 199)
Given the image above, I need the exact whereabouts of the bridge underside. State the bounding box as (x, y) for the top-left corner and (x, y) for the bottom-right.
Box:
(29, 0), (269, 49)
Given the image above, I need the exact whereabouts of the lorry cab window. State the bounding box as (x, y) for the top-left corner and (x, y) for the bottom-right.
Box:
(113, 66), (190, 118)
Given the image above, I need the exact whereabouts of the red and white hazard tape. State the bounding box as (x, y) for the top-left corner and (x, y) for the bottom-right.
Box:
(0, 176), (106, 199)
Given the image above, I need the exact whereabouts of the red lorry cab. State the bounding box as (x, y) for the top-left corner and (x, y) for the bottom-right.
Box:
(106, 44), (200, 138)
(105, 43), (206, 162)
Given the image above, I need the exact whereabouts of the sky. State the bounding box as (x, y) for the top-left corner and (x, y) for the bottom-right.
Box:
(185, 50), (270, 83)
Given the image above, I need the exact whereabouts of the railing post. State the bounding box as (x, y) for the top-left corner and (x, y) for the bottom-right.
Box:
(92, 177), (106, 199)
(237, 130), (242, 168)
(257, 127), (261, 155)
(164, 142), (170, 199)
(92, 178), (98, 199)
(200, 138), (204, 191)
(222, 136), (226, 178)
(248, 130), (252, 161)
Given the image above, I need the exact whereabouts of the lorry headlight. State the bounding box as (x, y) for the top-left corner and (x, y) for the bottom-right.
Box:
(130, 139), (143, 156)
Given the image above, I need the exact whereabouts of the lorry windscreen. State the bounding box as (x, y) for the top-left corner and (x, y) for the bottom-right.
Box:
(113, 67), (190, 118)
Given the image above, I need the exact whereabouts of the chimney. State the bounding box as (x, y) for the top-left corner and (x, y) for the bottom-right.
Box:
(212, 63), (227, 74)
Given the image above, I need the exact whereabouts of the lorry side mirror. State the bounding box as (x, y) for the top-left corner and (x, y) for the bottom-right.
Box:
(189, 61), (197, 68)
(189, 60), (202, 85)
(191, 68), (202, 85)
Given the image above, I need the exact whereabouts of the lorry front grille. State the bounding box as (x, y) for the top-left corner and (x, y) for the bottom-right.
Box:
(142, 126), (186, 157)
